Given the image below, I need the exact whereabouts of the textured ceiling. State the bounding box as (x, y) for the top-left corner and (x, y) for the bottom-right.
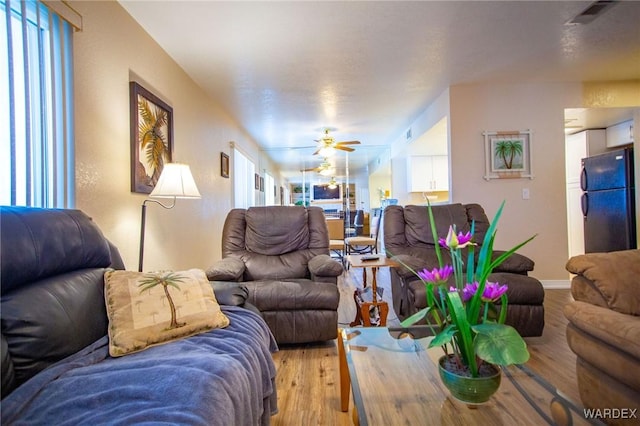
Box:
(119, 1), (640, 180)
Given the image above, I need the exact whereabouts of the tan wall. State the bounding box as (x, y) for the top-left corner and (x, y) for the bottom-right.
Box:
(72, 0), (270, 271)
(449, 81), (640, 281)
(448, 82), (582, 281)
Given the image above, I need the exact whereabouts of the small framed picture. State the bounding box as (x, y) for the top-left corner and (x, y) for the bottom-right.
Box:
(255, 173), (260, 190)
(259, 176), (264, 192)
(220, 152), (229, 178)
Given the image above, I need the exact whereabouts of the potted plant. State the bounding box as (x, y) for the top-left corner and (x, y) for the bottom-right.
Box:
(398, 201), (535, 404)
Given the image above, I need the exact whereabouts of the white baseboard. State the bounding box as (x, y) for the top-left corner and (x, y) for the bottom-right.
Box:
(540, 279), (571, 289)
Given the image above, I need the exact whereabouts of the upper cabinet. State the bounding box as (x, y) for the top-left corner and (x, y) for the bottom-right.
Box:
(606, 119), (634, 148)
(407, 155), (449, 192)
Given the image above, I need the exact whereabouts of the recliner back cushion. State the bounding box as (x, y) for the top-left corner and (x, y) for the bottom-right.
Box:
(404, 204), (470, 247)
(0, 207), (111, 292)
(245, 206), (310, 255)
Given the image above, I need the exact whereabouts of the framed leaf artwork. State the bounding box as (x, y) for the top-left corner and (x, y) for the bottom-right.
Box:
(130, 81), (173, 194)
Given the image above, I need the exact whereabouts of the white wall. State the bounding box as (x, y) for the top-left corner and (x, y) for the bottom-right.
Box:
(390, 88), (451, 205)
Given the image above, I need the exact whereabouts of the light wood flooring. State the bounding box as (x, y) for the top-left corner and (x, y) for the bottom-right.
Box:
(269, 268), (579, 425)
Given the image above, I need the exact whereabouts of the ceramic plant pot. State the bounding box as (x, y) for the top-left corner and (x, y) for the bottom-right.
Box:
(438, 355), (502, 404)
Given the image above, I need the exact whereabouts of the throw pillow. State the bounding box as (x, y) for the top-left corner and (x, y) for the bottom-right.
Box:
(104, 268), (229, 357)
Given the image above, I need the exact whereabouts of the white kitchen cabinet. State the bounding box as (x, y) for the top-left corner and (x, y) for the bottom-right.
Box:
(408, 155), (449, 192)
(606, 119), (634, 148)
(564, 130), (606, 184)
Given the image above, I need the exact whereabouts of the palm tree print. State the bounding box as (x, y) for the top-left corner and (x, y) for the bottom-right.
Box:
(138, 98), (169, 186)
(494, 140), (523, 170)
(138, 272), (186, 330)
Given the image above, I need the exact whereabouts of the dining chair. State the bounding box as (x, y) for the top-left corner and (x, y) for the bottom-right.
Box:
(326, 216), (346, 265)
(344, 210), (383, 258)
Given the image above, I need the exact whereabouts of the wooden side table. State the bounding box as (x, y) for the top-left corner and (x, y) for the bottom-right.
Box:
(346, 254), (399, 327)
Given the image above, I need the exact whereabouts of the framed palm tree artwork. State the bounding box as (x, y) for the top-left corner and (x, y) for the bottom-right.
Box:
(130, 82), (173, 194)
(483, 130), (533, 180)
(491, 138), (525, 172)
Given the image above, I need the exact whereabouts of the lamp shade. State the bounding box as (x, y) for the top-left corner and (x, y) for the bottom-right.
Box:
(150, 163), (201, 199)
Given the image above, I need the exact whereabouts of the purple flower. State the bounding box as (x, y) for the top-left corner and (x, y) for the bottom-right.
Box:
(417, 265), (453, 285)
(439, 226), (475, 250)
(460, 282), (479, 302)
(481, 281), (509, 302)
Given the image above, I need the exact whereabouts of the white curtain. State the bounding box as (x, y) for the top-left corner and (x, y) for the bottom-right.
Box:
(264, 172), (275, 205)
(232, 146), (255, 209)
(1, 0), (75, 207)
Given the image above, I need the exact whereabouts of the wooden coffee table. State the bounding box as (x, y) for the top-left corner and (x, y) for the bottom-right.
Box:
(337, 326), (604, 426)
(346, 255), (398, 327)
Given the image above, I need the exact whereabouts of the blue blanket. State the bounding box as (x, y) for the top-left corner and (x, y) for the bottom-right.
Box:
(1, 306), (278, 425)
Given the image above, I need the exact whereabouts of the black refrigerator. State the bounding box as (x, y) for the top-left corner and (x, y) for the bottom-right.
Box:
(580, 147), (636, 253)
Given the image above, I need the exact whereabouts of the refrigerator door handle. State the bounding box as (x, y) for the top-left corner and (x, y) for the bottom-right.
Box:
(581, 193), (588, 218)
(580, 166), (587, 191)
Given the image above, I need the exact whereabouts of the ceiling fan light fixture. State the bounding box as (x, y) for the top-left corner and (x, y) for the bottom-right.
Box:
(318, 146), (336, 157)
(327, 177), (338, 189)
(319, 167), (334, 176)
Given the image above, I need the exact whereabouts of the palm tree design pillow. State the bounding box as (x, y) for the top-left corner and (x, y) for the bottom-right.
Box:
(104, 269), (229, 357)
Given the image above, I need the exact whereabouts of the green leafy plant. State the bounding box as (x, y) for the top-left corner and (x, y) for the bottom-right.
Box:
(399, 201), (535, 377)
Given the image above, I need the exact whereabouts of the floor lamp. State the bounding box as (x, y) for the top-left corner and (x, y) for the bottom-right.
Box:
(138, 163), (201, 272)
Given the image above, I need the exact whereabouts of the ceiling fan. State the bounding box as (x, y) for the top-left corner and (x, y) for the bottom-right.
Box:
(312, 129), (360, 156)
(301, 158), (334, 175)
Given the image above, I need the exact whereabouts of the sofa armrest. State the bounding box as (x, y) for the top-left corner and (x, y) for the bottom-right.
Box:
(566, 250), (640, 316)
(492, 250), (534, 274)
(206, 257), (245, 282)
(308, 254), (343, 280)
(564, 301), (640, 361)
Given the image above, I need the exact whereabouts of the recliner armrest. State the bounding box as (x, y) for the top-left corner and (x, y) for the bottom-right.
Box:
(388, 254), (428, 280)
(308, 254), (343, 278)
(210, 281), (249, 306)
(492, 250), (535, 274)
(206, 257), (245, 282)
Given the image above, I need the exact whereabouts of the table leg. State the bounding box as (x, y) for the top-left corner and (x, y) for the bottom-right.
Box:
(337, 329), (350, 412)
(350, 290), (363, 327)
(371, 266), (378, 303)
(378, 302), (389, 326)
(360, 302), (372, 327)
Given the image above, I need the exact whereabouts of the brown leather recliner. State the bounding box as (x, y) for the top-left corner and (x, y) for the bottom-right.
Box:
(206, 206), (343, 344)
(383, 203), (545, 337)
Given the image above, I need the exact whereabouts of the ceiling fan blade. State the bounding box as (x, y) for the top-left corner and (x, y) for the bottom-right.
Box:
(312, 148), (321, 155)
(336, 146), (355, 152)
(336, 140), (361, 145)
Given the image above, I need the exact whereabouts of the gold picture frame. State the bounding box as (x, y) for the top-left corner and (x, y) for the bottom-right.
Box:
(221, 152), (229, 178)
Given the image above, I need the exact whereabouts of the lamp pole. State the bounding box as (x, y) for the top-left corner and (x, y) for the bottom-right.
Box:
(138, 198), (176, 272)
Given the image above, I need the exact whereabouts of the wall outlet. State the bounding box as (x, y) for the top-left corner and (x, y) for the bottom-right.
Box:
(522, 188), (530, 200)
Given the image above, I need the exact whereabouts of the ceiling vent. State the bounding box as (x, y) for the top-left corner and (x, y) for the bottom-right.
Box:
(566, 0), (619, 25)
